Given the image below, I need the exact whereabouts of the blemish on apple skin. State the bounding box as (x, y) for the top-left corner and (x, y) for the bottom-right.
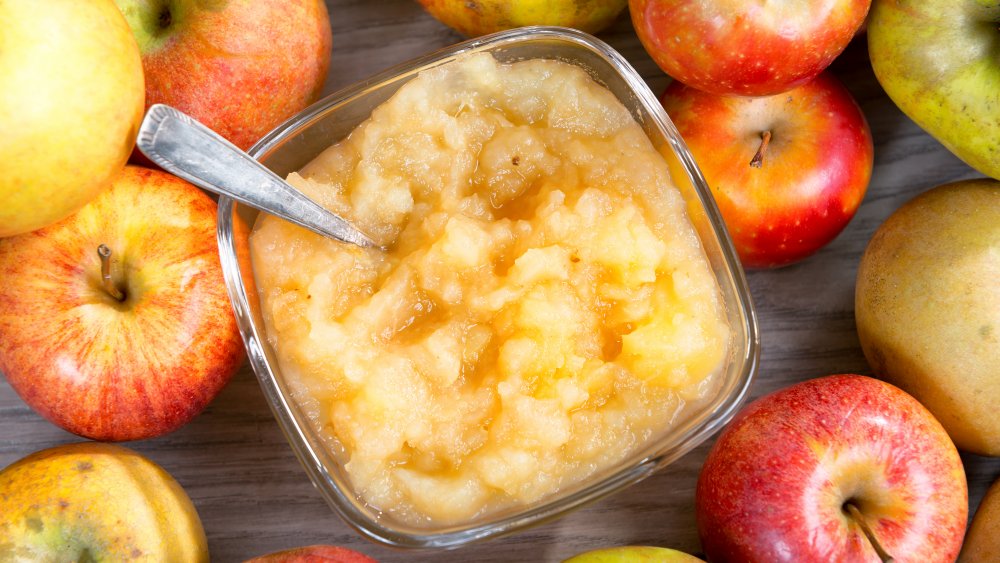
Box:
(76, 461), (94, 472)
(25, 516), (43, 532)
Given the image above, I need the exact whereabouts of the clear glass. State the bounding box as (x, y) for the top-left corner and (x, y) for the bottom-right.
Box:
(216, 26), (759, 549)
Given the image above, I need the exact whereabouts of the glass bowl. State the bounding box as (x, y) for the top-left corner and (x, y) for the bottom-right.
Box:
(216, 26), (759, 549)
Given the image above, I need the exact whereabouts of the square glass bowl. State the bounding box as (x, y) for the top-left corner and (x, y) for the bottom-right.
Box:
(216, 26), (759, 549)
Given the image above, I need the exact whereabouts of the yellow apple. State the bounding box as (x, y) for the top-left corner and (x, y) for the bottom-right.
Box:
(0, 0), (145, 237)
(961, 476), (1000, 562)
(416, 0), (627, 37)
(855, 179), (1000, 455)
(563, 546), (705, 562)
(0, 442), (208, 561)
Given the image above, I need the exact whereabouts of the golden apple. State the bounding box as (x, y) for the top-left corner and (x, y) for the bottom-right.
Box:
(961, 476), (1000, 562)
(563, 546), (705, 562)
(0, 442), (207, 561)
(416, 0), (627, 37)
(0, 0), (145, 237)
(855, 179), (1000, 455)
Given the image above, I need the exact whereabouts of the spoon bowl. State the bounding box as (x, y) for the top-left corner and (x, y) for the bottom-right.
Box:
(135, 104), (377, 249)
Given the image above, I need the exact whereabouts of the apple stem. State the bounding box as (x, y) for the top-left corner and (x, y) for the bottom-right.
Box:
(845, 503), (895, 563)
(97, 244), (126, 302)
(749, 130), (772, 168)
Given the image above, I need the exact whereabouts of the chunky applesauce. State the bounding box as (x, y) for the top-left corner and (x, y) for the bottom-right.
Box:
(250, 53), (729, 525)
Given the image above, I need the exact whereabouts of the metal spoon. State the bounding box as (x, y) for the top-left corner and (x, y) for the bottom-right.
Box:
(136, 103), (377, 249)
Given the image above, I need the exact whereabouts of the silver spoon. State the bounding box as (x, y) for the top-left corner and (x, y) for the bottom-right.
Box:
(136, 103), (377, 249)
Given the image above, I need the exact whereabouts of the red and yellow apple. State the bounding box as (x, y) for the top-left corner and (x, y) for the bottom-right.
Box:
(0, 165), (246, 441)
(563, 546), (704, 562)
(113, 0), (332, 151)
(416, 0), (627, 37)
(244, 545), (377, 563)
(696, 375), (967, 562)
(0, 0), (144, 237)
(0, 442), (208, 561)
(660, 72), (873, 268)
(631, 0), (871, 96)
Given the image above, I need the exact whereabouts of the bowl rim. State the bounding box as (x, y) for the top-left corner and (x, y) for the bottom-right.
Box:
(217, 25), (759, 549)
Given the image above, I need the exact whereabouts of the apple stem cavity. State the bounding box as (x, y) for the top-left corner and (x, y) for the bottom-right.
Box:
(749, 130), (772, 168)
(845, 503), (895, 563)
(97, 244), (126, 302)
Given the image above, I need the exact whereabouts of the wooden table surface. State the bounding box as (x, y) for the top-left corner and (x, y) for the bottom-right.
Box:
(1, 1), (995, 561)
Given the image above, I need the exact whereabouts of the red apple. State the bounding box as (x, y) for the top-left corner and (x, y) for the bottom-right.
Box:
(0, 165), (246, 441)
(660, 72), (873, 268)
(113, 0), (332, 151)
(696, 375), (967, 563)
(244, 545), (377, 563)
(630, 0), (870, 96)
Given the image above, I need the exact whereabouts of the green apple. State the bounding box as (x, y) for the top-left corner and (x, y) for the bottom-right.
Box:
(855, 179), (1000, 455)
(868, 0), (1000, 180)
(563, 546), (705, 562)
(0, 0), (145, 237)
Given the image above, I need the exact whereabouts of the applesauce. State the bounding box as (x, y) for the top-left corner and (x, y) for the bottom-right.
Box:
(249, 53), (730, 525)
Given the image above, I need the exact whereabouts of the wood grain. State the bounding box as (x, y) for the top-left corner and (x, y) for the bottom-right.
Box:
(1, 1), (996, 561)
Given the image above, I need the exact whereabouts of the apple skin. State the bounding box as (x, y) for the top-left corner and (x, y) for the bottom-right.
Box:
(244, 545), (377, 563)
(855, 180), (1000, 456)
(562, 546), (705, 562)
(868, 0), (999, 180)
(114, 0), (332, 151)
(0, 442), (208, 562)
(0, 0), (145, 237)
(696, 375), (967, 563)
(0, 165), (246, 441)
(630, 0), (871, 96)
(416, 0), (627, 37)
(660, 72), (873, 268)
(960, 475), (1000, 562)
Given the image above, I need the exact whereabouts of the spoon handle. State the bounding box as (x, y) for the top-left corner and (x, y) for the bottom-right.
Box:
(136, 103), (376, 249)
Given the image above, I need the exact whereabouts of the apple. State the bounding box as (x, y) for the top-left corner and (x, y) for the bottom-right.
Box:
(415, 0), (627, 37)
(0, 165), (246, 441)
(113, 0), (332, 151)
(0, 442), (208, 561)
(630, 0), (871, 96)
(696, 375), (967, 562)
(960, 475), (1000, 561)
(660, 72), (873, 268)
(244, 545), (377, 563)
(855, 179), (1000, 456)
(563, 546), (704, 562)
(0, 0), (144, 237)
(868, 0), (1000, 180)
